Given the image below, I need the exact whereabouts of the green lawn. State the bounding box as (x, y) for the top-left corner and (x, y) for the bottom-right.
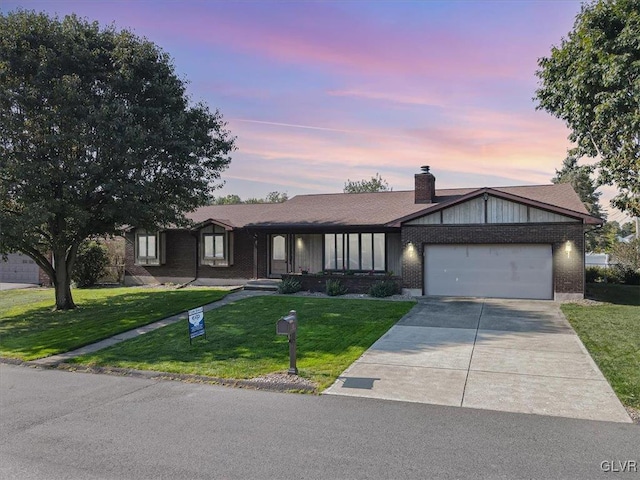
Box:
(561, 284), (640, 409)
(0, 287), (228, 361)
(71, 296), (415, 390)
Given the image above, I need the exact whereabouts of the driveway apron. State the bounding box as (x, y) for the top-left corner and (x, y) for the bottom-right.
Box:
(324, 297), (631, 423)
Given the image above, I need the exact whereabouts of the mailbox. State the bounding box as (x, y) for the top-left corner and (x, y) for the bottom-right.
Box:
(276, 311), (297, 335)
(276, 310), (298, 375)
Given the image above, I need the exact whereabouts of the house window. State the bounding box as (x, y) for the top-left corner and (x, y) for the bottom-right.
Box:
(135, 232), (161, 265)
(203, 234), (225, 259)
(324, 233), (385, 271)
(200, 226), (233, 267)
(272, 235), (286, 261)
(324, 233), (345, 270)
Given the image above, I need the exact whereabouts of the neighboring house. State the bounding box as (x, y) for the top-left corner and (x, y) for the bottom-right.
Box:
(617, 234), (635, 244)
(0, 252), (48, 284)
(125, 167), (602, 301)
(585, 253), (610, 268)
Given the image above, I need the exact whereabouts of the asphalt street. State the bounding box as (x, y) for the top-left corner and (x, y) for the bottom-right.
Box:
(1, 363), (638, 480)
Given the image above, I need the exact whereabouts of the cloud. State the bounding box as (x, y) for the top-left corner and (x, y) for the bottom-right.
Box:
(233, 119), (377, 136)
(226, 105), (572, 194)
(327, 89), (444, 108)
(45, 1), (574, 83)
(9, 1), (611, 210)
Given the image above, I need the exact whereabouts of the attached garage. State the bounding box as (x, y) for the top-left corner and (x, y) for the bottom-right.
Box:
(424, 244), (553, 300)
(0, 252), (41, 284)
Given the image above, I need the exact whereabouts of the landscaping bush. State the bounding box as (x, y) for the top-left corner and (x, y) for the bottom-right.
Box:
(369, 279), (399, 298)
(277, 277), (302, 294)
(619, 267), (640, 285)
(611, 238), (640, 272)
(586, 265), (640, 285)
(610, 238), (640, 285)
(325, 279), (348, 296)
(586, 266), (608, 283)
(586, 266), (620, 284)
(71, 240), (109, 287)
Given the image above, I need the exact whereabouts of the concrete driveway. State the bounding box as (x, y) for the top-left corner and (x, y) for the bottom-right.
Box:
(324, 297), (631, 423)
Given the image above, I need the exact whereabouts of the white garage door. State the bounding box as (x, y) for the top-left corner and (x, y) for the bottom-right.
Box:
(424, 244), (553, 300)
(0, 253), (40, 284)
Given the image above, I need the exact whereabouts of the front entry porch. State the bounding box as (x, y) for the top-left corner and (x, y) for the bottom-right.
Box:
(268, 233), (290, 278)
(268, 233), (324, 278)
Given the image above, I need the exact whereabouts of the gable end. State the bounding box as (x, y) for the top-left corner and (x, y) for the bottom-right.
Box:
(405, 195), (581, 225)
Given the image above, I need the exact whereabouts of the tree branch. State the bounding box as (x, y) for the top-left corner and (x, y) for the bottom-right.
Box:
(588, 132), (604, 159)
(15, 243), (54, 279)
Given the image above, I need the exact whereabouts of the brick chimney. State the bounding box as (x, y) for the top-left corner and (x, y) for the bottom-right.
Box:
(415, 166), (436, 203)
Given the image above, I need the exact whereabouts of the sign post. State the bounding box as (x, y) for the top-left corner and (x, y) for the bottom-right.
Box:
(188, 306), (205, 344)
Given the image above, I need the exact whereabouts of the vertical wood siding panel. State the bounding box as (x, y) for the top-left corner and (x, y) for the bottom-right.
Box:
(386, 233), (402, 276)
(529, 208), (579, 223)
(442, 197), (484, 224)
(487, 197), (530, 223)
(407, 196), (578, 226)
(294, 234), (323, 273)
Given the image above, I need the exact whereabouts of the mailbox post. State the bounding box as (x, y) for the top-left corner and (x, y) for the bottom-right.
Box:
(276, 310), (298, 375)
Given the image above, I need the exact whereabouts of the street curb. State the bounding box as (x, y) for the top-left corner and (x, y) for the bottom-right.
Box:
(0, 357), (317, 394)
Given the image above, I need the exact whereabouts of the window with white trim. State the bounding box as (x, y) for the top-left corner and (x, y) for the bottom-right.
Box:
(324, 233), (385, 271)
(135, 231), (161, 265)
(200, 224), (233, 267)
(203, 233), (225, 259)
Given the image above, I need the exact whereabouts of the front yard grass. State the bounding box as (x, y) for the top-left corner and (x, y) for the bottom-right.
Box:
(561, 284), (640, 410)
(71, 296), (415, 390)
(0, 287), (228, 361)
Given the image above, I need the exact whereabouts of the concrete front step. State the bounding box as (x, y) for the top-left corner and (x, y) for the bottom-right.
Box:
(244, 279), (281, 291)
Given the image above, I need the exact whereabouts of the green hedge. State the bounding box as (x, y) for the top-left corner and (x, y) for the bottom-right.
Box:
(586, 266), (640, 285)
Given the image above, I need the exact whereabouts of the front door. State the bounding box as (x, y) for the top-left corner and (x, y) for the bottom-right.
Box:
(270, 234), (289, 276)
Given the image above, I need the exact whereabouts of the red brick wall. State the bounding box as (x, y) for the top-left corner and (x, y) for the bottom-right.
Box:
(401, 223), (585, 295)
(256, 232), (268, 278)
(125, 230), (196, 280)
(125, 229), (263, 282)
(415, 172), (436, 204)
(281, 273), (402, 294)
(197, 230), (256, 279)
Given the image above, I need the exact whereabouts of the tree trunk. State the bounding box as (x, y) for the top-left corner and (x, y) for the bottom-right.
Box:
(53, 248), (76, 310)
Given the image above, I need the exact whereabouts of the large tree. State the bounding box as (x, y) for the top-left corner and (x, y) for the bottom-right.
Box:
(535, 0), (640, 217)
(209, 191), (288, 205)
(551, 157), (606, 252)
(211, 194), (243, 205)
(0, 11), (235, 309)
(552, 157), (605, 218)
(343, 173), (391, 193)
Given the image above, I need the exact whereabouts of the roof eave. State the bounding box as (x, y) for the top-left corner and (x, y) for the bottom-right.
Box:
(243, 223), (400, 231)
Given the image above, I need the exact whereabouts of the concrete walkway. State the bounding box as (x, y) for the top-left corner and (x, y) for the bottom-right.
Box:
(32, 289), (273, 366)
(324, 297), (631, 423)
(0, 282), (39, 291)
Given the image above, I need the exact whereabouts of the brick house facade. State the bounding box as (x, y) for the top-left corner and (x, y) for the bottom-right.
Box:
(401, 223), (585, 298)
(125, 230), (268, 285)
(124, 168), (601, 300)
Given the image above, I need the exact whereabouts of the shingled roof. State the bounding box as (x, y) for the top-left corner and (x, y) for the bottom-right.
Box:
(187, 183), (598, 229)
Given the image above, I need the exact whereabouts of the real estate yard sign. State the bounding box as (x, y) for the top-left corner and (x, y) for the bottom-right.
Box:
(188, 306), (205, 344)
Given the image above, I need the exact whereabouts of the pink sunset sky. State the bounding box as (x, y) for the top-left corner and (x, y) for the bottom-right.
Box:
(1, 1), (627, 221)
